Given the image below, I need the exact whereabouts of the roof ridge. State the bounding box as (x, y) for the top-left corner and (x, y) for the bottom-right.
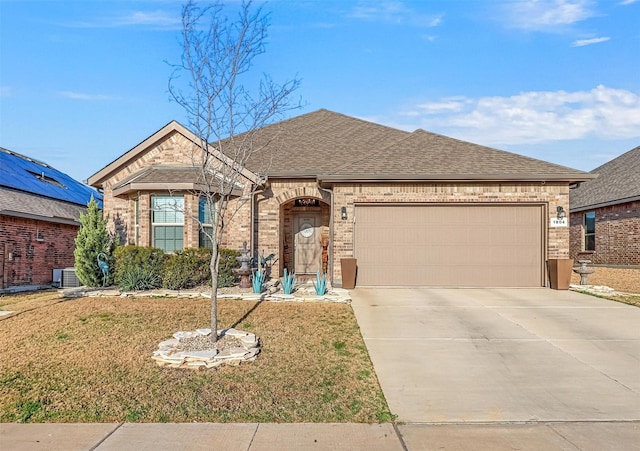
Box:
(591, 145), (640, 173)
(0, 147), (53, 170)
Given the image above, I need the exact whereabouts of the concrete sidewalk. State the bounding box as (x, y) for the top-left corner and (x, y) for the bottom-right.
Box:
(2, 421), (639, 450)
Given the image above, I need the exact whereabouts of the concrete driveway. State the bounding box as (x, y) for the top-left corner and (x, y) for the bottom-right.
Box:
(350, 288), (640, 424)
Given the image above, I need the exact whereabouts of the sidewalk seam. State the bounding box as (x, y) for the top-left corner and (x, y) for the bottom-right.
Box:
(89, 422), (124, 451)
(246, 423), (260, 450)
(392, 423), (409, 451)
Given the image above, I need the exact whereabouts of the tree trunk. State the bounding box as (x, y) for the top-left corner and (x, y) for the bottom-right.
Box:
(209, 244), (221, 344)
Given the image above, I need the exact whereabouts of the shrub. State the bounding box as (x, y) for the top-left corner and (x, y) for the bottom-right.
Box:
(74, 196), (117, 287)
(162, 247), (241, 290)
(218, 248), (241, 288)
(162, 248), (212, 290)
(119, 267), (162, 291)
(114, 246), (165, 290)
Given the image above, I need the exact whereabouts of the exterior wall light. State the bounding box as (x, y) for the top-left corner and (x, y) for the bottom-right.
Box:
(556, 206), (567, 220)
(341, 206), (348, 220)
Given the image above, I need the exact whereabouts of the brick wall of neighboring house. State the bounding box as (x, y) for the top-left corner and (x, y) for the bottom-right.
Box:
(0, 215), (77, 289)
(250, 180), (570, 285)
(570, 200), (640, 265)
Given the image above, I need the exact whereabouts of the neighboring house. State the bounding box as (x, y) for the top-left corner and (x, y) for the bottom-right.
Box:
(87, 109), (592, 288)
(569, 146), (640, 266)
(0, 148), (102, 291)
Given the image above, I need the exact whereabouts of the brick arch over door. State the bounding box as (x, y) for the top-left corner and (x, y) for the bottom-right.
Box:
(275, 186), (331, 205)
(279, 195), (331, 277)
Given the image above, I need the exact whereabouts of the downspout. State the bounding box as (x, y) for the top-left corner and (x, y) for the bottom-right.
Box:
(250, 177), (268, 265)
(317, 181), (335, 287)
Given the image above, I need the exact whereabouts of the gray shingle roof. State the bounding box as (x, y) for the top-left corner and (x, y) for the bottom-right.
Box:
(570, 146), (640, 211)
(328, 129), (586, 180)
(237, 109), (590, 181)
(0, 188), (86, 224)
(112, 166), (243, 197)
(238, 109), (410, 176)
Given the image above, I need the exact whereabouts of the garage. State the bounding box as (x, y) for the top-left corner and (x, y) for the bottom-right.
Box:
(354, 204), (545, 287)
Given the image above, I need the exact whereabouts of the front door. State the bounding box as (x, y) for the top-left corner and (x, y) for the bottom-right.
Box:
(294, 213), (321, 274)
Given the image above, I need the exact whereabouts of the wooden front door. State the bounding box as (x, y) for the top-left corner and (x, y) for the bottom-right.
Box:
(294, 213), (321, 274)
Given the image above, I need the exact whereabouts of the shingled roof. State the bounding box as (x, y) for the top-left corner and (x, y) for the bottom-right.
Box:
(238, 109), (591, 182)
(0, 147), (101, 224)
(570, 146), (640, 211)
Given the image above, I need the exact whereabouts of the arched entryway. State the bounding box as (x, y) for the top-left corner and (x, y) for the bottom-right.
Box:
(280, 197), (330, 277)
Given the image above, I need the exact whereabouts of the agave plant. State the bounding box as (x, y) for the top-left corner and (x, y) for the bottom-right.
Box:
(281, 268), (296, 295)
(252, 269), (264, 294)
(312, 271), (327, 296)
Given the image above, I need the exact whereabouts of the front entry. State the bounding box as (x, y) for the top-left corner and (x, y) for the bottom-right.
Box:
(294, 213), (322, 274)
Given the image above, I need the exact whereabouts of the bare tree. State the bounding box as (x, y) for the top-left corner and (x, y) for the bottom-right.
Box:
(169, 0), (300, 343)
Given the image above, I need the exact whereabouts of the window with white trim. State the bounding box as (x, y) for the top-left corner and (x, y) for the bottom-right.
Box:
(151, 196), (184, 252)
(584, 211), (595, 251)
(199, 197), (215, 249)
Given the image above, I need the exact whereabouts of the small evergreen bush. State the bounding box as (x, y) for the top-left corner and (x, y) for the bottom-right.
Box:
(162, 248), (212, 290)
(218, 248), (241, 288)
(74, 196), (117, 287)
(114, 246), (165, 290)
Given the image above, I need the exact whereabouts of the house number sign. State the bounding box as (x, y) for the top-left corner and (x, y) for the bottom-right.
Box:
(550, 218), (568, 227)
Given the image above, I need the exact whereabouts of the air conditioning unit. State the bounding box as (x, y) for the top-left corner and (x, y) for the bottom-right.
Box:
(52, 269), (63, 288)
(61, 268), (81, 288)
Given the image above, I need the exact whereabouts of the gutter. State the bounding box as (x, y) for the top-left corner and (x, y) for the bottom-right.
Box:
(0, 210), (79, 226)
(317, 173), (597, 183)
(570, 195), (640, 213)
(250, 177), (268, 265)
(316, 181), (335, 286)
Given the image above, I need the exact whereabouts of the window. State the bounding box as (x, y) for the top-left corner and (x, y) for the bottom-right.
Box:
(199, 197), (215, 249)
(584, 211), (595, 251)
(151, 196), (184, 252)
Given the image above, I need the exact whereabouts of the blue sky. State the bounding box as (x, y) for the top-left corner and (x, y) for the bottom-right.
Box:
(1, 0), (639, 183)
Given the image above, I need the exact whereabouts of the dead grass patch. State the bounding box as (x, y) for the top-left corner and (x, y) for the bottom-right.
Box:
(0, 296), (392, 423)
(570, 267), (640, 294)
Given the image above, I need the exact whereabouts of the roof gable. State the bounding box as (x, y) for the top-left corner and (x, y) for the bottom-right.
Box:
(87, 121), (259, 188)
(0, 147), (102, 207)
(570, 146), (640, 210)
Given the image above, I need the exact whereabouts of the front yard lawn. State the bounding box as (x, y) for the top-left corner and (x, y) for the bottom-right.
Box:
(0, 296), (393, 423)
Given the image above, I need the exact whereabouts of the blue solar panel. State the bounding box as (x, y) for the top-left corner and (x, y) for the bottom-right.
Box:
(0, 148), (103, 208)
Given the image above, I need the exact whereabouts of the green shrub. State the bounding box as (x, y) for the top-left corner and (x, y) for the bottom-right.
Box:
(114, 246), (165, 290)
(162, 247), (241, 290)
(162, 248), (212, 290)
(218, 248), (241, 288)
(74, 196), (117, 287)
(119, 266), (162, 291)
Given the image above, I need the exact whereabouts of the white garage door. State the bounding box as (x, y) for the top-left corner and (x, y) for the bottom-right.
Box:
(354, 204), (544, 287)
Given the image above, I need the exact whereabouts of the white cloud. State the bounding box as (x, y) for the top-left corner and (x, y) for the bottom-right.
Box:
(619, 0), (639, 4)
(394, 85), (640, 145)
(113, 11), (180, 27)
(349, 1), (443, 27)
(64, 10), (180, 29)
(58, 91), (115, 101)
(505, 0), (595, 31)
(572, 36), (610, 46)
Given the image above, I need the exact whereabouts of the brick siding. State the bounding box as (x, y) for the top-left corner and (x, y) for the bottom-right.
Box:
(570, 200), (640, 265)
(0, 215), (77, 289)
(97, 130), (572, 285)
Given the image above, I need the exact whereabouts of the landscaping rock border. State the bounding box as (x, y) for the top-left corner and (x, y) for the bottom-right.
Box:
(61, 283), (352, 303)
(152, 327), (260, 369)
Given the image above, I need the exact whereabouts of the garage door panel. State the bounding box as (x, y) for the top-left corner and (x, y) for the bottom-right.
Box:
(354, 205), (543, 287)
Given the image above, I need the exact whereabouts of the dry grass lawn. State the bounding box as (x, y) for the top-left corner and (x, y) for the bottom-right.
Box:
(0, 296), (392, 423)
(570, 266), (640, 307)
